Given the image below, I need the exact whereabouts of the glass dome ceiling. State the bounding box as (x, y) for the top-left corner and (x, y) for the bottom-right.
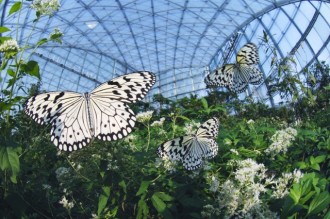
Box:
(1, 0), (330, 105)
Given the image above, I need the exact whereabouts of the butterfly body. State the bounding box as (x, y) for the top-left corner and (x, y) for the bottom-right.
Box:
(157, 117), (219, 170)
(25, 71), (155, 151)
(205, 43), (263, 93)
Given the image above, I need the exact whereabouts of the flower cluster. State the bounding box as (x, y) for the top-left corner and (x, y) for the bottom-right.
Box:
(151, 117), (165, 127)
(155, 157), (177, 173)
(136, 110), (153, 123)
(217, 159), (273, 218)
(271, 169), (303, 199)
(59, 196), (74, 210)
(265, 127), (298, 157)
(31, 0), (60, 17)
(0, 39), (20, 58)
(183, 120), (201, 135)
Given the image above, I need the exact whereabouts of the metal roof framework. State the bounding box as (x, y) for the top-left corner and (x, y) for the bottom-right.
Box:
(0, 0), (329, 104)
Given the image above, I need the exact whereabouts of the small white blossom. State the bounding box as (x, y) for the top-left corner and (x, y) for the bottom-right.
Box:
(183, 120), (201, 135)
(59, 196), (74, 210)
(42, 184), (51, 190)
(230, 149), (239, 155)
(151, 117), (165, 127)
(247, 119), (255, 125)
(0, 39), (19, 53)
(136, 111), (153, 123)
(31, 0), (60, 16)
(155, 157), (177, 173)
(265, 127), (298, 157)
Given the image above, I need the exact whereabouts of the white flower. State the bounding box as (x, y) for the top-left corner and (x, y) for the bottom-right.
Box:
(151, 117), (165, 127)
(136, 111), (153, 123)
(55, 167), (70, 182)
(183, 120), (201, 135)
(42, 184), (51, 190)
(31, 0), (60, 16)
(265, 127), (297, 157)
(59, 196), (74, 210)
(230, 149), (239, 155)
(0, 39), (19, 53)
(292, 169), (303, 183)
(155, 157), (177, 173)
(247, 119), (255, 125)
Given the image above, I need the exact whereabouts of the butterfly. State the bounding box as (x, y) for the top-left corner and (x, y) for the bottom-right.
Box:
(25, 71), (156, 151)
(157, 117), (219, 170)
(205, 43), (263, 93)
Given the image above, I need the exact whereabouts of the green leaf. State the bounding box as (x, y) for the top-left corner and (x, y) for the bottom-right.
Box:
(7, 68), (16, 77)
(314, 155), (326, 163)
(97, 186), (110, 216)
(289, 184), (302, 204)
(307, 191), (330, 216)
(0, 147), (20, 183)
(201, 97), (208, 109)
(324, 210), (330, 219)
(0, 26), (10, 33)
(136, 181), (151, 196)
(36, 38), (48, 47)
(21, 61), (40, 79)
(154, 192), (174, 202)
(119, 180), (127, 194)
(151, 193), (166, 213)
(311, 163), (320, 171)
(8, 2), (22, 16)
(137, 198), (149, 219)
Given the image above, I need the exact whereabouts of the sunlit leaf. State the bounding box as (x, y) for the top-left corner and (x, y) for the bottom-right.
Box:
(8, 2), (22, 16)
(151, 193), (166, 213)
(307, 191), (330, 216)
(0, 147), (20, 183)
(0, 26), (10, 33)
(97, 186), (110, 216)
(136, 181), (151, 196)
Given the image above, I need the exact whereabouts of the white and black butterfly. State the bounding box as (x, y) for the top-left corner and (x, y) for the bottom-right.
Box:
(205, 43), (263, 93)
(25, 71), (156, 151)
(157, 117), (219, 170)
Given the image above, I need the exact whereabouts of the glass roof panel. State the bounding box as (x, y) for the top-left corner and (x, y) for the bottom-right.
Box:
(0, 0), (329, 104)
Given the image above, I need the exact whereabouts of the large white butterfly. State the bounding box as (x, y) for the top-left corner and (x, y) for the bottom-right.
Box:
(157, 117), (219, 170)
(205, 43), (263, 93)
(25, 71), (156, 151)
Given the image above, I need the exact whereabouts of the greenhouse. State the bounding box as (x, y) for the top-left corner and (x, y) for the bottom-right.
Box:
(0, 0), (329, 218)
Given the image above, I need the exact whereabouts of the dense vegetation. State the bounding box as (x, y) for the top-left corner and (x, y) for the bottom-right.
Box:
(1, 1), (329, 219)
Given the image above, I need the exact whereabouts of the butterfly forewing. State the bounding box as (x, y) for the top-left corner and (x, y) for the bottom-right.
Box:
(91, 71), (156, 103)
(25, 92), (93, 151)
(236, 43), (259, 65)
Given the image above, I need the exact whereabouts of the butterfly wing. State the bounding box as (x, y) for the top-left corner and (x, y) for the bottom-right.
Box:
(236, 43), (259, 65)
(247, 65), (264, 85)
(90, 71), (156, 141)
(157, 136), (194, 161)
(204, 64), (235, 88)
(195, 117), (219, 159)
(24, 92), (93, 151)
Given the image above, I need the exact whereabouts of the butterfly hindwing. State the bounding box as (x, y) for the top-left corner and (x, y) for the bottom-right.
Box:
(90, 71), (156, 141)
(25, 92), (93, 151)
(157, 117), (219, 170)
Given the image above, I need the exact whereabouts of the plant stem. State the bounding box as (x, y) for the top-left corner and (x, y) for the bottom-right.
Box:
(146, 123), (150, 151)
